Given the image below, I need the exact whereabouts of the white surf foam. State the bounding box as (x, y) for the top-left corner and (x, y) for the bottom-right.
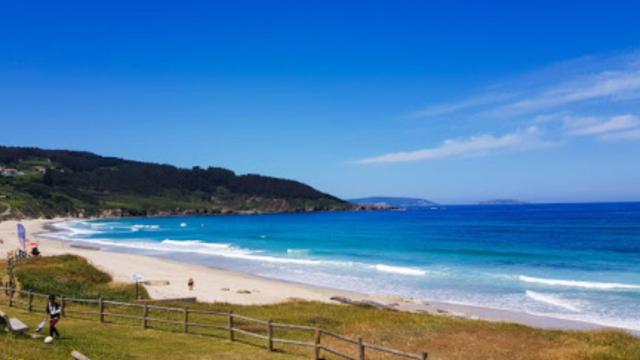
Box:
(48, 222), (430, 278)
(374, 264), (427, 276)
(161, 239), (232, 249)
(519, 275), (640, 290)
(525, 290), (582, 312)
(50, 221), (99, 237)
(131, 224), (160, 232)
(70, 237), (331, 265)
(88, 222), (123, 230)
(72, 237), (247, 257)
(57, 235), (429, 277)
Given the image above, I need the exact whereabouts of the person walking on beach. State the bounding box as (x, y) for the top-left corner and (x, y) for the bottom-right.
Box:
(46, 294), (62, 338)
(188, 277), (194, 291)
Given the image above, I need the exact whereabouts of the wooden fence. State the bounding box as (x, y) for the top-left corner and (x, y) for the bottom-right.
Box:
(1, 287), (428, 360)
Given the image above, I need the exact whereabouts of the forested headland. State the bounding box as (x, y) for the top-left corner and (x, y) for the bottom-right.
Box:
(0, 146), (352, 219)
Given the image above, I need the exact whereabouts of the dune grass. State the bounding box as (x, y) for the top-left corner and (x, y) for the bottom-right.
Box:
(12, 254), (148, 301)
(1, 255), (639, 359)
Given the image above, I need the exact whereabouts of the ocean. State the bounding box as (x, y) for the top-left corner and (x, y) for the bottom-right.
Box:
(47, 202), (640, 331)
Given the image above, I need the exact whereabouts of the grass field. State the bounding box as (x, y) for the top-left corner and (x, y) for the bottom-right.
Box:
(1, 255), (639, 360)
(0, 306), (300, 360)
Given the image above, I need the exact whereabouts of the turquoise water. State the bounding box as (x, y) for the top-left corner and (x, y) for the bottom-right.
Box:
(49, 203), (640, 330)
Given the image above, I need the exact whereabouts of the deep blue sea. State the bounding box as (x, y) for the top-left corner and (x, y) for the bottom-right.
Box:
(48, 203), (640, 331)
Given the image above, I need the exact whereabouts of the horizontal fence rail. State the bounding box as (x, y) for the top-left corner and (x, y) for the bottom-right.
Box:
(0, 287), (428, 360)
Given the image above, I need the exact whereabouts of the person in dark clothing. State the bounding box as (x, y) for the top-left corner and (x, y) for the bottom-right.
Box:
(46, 294), (62, 338)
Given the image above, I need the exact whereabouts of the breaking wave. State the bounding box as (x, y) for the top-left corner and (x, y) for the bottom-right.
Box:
(375, 264), (427, 276)
(47, 222), (429, 278)
(519, 275), (640, 290)
(525, 290), (582, 312)
(131, 224), (160, 232)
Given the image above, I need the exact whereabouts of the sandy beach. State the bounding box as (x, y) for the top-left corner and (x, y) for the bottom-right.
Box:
(0, 218), (612, 332)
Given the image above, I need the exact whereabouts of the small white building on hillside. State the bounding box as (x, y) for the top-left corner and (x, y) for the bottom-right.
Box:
(1, 168), (24, 177)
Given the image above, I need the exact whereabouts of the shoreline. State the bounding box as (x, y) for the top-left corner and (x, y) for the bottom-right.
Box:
(0, 204), (384, 223)
(0, 218), (631, 333)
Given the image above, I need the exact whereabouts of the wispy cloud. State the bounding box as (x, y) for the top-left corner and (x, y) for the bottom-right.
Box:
(412, 51), (640, 120)
(356, 127), (549, 164)
(410, 93), (514, 118)
(566, 114), (640, 136)
(356, 51), (640, 166)
(491, 71), (640, 117)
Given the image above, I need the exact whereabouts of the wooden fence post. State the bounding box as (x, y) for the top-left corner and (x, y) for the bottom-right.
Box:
(267, 320), (274, 351)
(314, 328), (321, 360)
(228, 311), (234, 341)
(143, 305), (149, 329)
(28, 290), (33, 312)
(183, 307), (189, 334)
(61, 295), (66, 317)
(0, 288), (425, 359)
(99, 297), (104, 322)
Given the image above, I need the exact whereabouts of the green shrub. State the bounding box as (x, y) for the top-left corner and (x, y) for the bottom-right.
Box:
(14, 255), (147, 301)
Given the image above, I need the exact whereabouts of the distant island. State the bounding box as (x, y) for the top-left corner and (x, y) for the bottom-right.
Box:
(0, 146), (353, 219)
(477, 199), (528, 205)
(349, 196), (437, 208)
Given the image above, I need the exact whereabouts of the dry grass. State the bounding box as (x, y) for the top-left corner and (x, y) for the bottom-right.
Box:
(1, 255), (639, 359)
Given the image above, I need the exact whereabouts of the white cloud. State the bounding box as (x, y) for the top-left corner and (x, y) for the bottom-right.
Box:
(567, 114), (640, 136)
(410, 93), (514, 118)
(494, 71), (640, 117)
(412, 51), (640, 120)
(359, 52), (640, 167)
(357, 127), (549, 164)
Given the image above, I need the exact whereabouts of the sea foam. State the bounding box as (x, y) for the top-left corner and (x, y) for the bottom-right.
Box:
(161, 239), (232, 249)
(374, 264), (426, 276)
(519, 275), (640, 290)
(51, 221), (99, 237)
(131, 224), (160, 232)
(50, 227), (429, 277)
(525, 290), (582, 312)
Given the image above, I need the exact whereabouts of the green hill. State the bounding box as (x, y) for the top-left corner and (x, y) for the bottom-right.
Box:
(0, 146), (351, 219)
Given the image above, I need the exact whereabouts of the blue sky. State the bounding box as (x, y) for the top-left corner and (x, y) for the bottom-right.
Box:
(1, 1), (639, 203)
